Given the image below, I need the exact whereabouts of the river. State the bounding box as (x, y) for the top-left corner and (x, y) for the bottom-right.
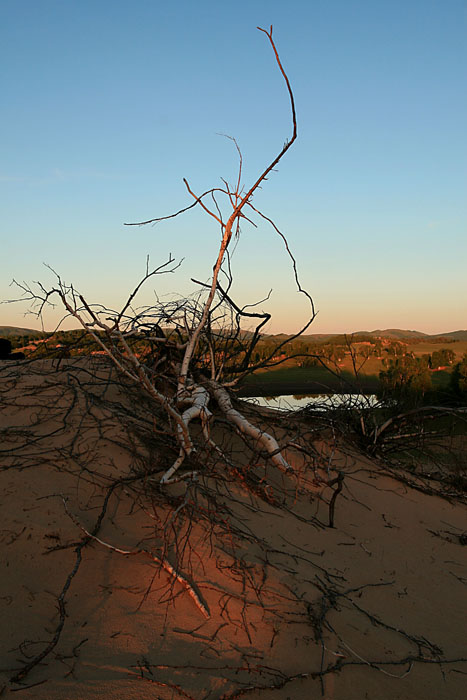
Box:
(241, 393), (381, 412)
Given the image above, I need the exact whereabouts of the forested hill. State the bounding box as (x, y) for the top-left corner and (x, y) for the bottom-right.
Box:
(0, 326), (44, 337)
(268, 329), (467, 343)
(354, 329), (467, 341)
(1, 325), (467, 342)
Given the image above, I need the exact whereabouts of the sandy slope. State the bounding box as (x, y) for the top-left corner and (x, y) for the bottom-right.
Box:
(0, 358), (466, 699)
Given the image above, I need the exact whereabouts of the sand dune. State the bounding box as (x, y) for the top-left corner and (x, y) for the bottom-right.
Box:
(1, 358), (465, 698)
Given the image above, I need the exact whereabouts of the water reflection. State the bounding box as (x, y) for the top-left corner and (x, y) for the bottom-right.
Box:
(242, 394), (381, 412)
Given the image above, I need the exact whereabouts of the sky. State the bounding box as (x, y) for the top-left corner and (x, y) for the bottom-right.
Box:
(1, 0), (466, 335)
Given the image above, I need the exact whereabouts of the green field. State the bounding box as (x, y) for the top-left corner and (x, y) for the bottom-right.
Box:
(238, 337), (466, 397)
(237, 365), (380, 396)
(238, 355), (459, 398)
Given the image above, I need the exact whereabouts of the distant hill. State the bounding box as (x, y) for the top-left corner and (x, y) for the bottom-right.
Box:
(266, 328), (467, 342)
(430, 330), (467, 341)
(355, 329), (428, 340)
(355, 329), (467, 341)
(287, 329), (430, 342)
(0, 326), (44, 337)
(2, 324), (466, 342)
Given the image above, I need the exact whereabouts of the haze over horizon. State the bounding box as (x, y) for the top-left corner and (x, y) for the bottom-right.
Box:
(1, 0), (466, 336)
(1, 322), (466, 342)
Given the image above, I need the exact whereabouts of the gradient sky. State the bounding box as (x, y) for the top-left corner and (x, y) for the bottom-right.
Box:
(1, 0), (466, 335)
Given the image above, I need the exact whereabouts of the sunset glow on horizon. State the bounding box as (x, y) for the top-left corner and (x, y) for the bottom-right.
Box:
(1, 0), (466, 336)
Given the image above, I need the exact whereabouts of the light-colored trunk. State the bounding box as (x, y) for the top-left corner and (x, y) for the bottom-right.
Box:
(160, 385), (212, 484)
(206, 380), (292, 472)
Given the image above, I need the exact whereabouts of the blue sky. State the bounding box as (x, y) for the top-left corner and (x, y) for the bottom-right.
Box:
(1, 0), (466, 334)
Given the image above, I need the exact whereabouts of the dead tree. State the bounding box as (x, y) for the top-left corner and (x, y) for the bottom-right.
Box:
(13, 26), (315, 485)
(6, 30), (467, 695)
